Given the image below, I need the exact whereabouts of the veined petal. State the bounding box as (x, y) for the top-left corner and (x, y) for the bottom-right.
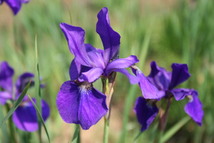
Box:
(78, 67), (103, 83)
(15, 72), (34, 96)
(56, 81), (108, 130)
(0, 91), (12, 105)
(60, 23), (91, 66)
(105, 55), (139, 75)
(96, 7), (121, 63)
(12, 99), (50, 132)
(133, 69), (164, 99)
(169, 63), (191, 89)
(0, 61), (14, 92)
(134, 97), (158, 132)
(148, 61), (171, 90)
(5, 0), (22, 15)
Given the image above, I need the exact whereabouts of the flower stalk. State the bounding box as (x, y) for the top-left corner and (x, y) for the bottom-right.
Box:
(102, 72), (116, 143)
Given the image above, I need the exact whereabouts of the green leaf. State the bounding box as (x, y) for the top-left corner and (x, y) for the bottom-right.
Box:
(0, 81), (31, 128)
(35, 35), (42, 142)
(160, 117), (190, 143)
(27, 95), (51, 143)
(71, 125), (80, 143)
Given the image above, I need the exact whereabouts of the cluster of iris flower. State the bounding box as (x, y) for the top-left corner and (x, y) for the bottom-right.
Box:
(56, 7), (204, 131)
(0, 0), (204, 134)
(0, 61), (50, 132)
(0, 0), (29, 15)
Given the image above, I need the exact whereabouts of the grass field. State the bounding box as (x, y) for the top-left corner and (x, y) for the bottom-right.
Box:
(0, 0), (214, 142)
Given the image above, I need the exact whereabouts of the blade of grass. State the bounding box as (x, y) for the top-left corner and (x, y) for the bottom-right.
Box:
(71, 125), (80, 143)
(0, 81), (31, 128)
(27, 95), (51, 143)
(160, 117), (190, 143)
(35, 35), (42, 142)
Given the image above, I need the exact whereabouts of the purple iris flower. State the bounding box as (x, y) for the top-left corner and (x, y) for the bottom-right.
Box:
(0, 61), (50, 132)
(57, 7), (139, 130)
(134, 61), (204, 131)
(0, 0), (30, 15)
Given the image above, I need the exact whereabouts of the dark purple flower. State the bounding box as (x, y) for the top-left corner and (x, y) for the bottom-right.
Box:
(1, 0), (30, 15)
(134, 97), (158, 131)
(57, 7), (139, 129)
(0, 61), (50, 132)
(147, 61), (203, 125)
(133, 61), (204, 131)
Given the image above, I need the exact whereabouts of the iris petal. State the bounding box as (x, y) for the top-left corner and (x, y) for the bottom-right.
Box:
(133, 69), (164, 99)
(171, 88), (204, 125)
(185, 95), (204, 125)
(148, 61), (171, 90)
(69, 59), (81, 81)
(12, 99), (50, 132)
(134, 97), (158, 132)
(105, 55), (139, 75)
(0, 91), (12, 105)
(78, 67), (103, 83)
(60, 23), (92, 66)
(15, 72), (34, 96)
(169, 63), (191, 89)
(96, 7), (121, 63)
(0, 61), (14, 92)
(56, 81), (108, 130)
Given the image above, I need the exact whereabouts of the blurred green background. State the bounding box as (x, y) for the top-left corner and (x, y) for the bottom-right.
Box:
(0, 0), (214, 142)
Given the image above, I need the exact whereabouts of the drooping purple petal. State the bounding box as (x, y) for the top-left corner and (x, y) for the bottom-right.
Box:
(171, 88), (197, 101)
(56, 81), (108, 130)
(96, 7), (121, 63)
(78, 67), (103, 83)
(184, 95), (204, 125)
(105, 55), (139, 75)
(60, 23), (92, 66)
(169, 63), (191, 89)
(171, 88), (204, 125)
(134, 97), (158, 132)
(0, 61), (14, 92)
(15, 72), (34, 96)
(148, 61), (171, 90)
(0, 91), (12, 105)
(12, 99), (50, 132)
(113, 69), (139, 84)
(133, 68), (164, 99)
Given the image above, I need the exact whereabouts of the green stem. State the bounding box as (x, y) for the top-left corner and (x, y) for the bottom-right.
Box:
(72, 125), (80, 143)
(102, 73), (116, 143)
(103, 117), (110, 143)
(5, 104), (17, 143)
